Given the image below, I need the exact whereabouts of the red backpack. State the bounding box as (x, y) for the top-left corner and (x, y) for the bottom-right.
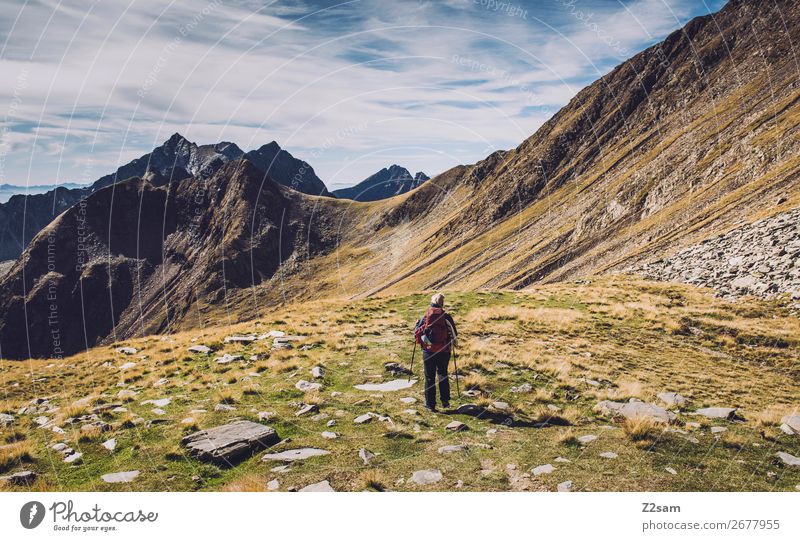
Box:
(415, 306), (452, 353)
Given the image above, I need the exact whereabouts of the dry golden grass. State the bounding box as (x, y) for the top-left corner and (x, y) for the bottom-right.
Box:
(359, 469), (389, 491)
(222, 474), (267, 492)
(0, 440), (33, 473)
(621, 417), (664, 448)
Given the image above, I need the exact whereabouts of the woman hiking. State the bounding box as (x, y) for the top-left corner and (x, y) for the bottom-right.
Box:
(414, 293), (458, 412)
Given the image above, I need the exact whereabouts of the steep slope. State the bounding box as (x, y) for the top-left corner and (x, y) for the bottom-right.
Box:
(322, 0), (800, 297)
(0, 159), (352, 359)
(332, 165), (429, 201)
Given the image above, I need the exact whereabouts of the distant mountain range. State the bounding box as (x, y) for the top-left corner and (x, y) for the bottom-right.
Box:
(332, 165), (428, 201)
(0, 183), (88, 203)
(1, 0), (798, 359)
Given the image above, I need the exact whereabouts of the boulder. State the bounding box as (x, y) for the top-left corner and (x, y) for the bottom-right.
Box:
(321, 431), (338, 440)
(182, 421), (280, 466)
(101, 471), (140, 483)
(116, 347), (138, 355)
(299, 480), (335, 492)
(261, 448), (330, 462)
(410, 469), (442, 485)
(311, 366), (325, 379)
(595, 400), (676, 423)
(0, 413), (14, 427)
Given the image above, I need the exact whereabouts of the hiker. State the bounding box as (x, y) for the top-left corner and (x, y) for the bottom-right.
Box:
(415, 293), (457, 412)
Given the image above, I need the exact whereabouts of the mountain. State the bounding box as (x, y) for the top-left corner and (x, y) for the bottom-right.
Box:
(0, 159), (351, 358)
(1, 0), (799, 359)
(244, 141), (331, 197)
(332, 165), (429, 201)
(0, 183), (88, 204)
(0, 135), (332, 262)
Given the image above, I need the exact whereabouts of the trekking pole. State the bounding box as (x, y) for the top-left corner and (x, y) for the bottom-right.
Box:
(408, 340), (417, 383)
(452, 345), (461, 398)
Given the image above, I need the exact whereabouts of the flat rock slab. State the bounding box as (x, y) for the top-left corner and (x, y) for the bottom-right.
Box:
(0, 413), (14, 426)
(596, 400), (676, 423)
(578, 434), (598, 444)
(410, 469), (442, 485)
(101, 471), (140, 483)
(354, 379), (417, 392)
(215, 354), (243, 364)
(188, 345), (212, 354)
(599, 452), (618, 459)
(262, 448), (330, 462)
(777, 451), (800, 467)
(438, 445), (469, 454)
(446, 421), (468, 432)
(657, 392), (687, 407)
(119, 362), (137, 371)
(299, 480), (335, 492)
(142, 398), (171, 408)
(781, 415), (800, 435)
(116, 347), (138, 355)
(183, 421), (280, 466)
(224, 335), (257, 344)
(0, 470), (37, 485)
(695, 407), (737, 420)
(557, 480), (573, 492)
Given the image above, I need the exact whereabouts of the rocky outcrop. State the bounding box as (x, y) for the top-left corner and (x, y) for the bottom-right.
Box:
(244, 141), (331, 197)
(332, 165), (428, 201)
(632, 208), (800, 301)
(182, 420), (280, 466)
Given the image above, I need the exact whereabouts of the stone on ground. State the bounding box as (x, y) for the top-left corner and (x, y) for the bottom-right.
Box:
(295, 404), (319, 416)
(215, 353), (243, 365)
(0, 413), (14, 426)
(354, 412), (377, 424)
(781, 415), (800, 436)
(311, 366), (325, 379)
(438, 445), (469, 454)
(182, 420), (280, 466)
(385, 362), (413, 375)
(694, 407), (737, 419)
(557, 480), (574, 492)
(64, 452), (83, 464)
(262, 448), (330, 462)
(710, 426), (728, 434)
(296, 380), (322, 392)
(101, 438), (117, 451)
(188, 345), (212, 354)
(321, 431), (338, 440)
(359, 448), (376, 465)
(267, 479), (280, 491)
(224, 334), (257, 344)
(532, 464), (554, 475)
(0, 471), (37, 485)
(665, 467), (678, 475)
(300, 480), (335, 492)
(578, 434), (598, 444)
(599, 452), (618, 459)
(101, 471), (140, 483)
(400, 397), (417, 404)
(354, 379), (416, 392)
(446, 420), (468, 432)
(595, 400), (676, 423)
(142, 398), (171, 408)
(510, 383), (533, 393)
(657, 392), (687, 407)
(776, 451), (800, 467)
(116, 347), (138, 355)
(119, 362), (137, 371)
(410, 469), (442, 485)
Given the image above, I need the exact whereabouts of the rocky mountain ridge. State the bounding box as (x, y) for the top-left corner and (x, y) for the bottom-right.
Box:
(332, 165), (429, 201)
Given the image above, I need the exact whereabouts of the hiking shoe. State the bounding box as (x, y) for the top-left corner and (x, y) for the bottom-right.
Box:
(441, 402), (450, 409)
(426, 405), (438, 413)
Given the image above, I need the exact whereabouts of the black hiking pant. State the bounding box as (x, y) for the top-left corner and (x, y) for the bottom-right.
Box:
(423, 350), (451, 408)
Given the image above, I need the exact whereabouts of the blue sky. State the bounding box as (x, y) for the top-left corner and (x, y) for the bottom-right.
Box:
(0, 0), (727, 189)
